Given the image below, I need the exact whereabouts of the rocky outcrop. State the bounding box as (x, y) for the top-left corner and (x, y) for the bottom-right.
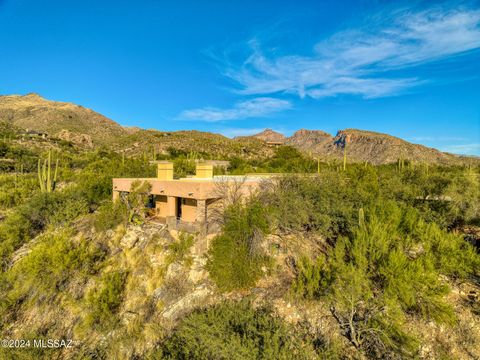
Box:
(56, 129), (94, 148)
(246, 128), (463, 164)
(250, 128), (286, 143)
(324, 129), (454, 164)
(285, 129), (332, 151)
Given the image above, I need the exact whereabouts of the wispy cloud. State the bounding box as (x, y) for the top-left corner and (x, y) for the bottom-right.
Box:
(408, 136), (468, 142)
(225, 6), (480, 99)
(442, 143), (480, 155)
(178, 97), (291, 122)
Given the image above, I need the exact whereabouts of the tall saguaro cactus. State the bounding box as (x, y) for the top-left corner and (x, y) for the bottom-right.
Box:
(38, 150), (59, 193)
(343, 142), (347, 171)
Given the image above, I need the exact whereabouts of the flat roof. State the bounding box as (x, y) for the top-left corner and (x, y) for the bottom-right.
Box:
(112, 175), (272, 183)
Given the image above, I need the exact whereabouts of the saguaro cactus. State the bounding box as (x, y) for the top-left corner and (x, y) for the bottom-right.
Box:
(358, 208), (365, 227)
(38, 150), (58, 193)
(343, 142), (347, 171)
(152, 146), (157, 161)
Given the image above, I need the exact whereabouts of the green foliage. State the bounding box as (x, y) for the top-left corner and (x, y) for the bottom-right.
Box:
(153, 300), (318, 360)
(84, 271), (127, 330)
(207, 201), (270, 291)
(262, 164), (480, 238)
(0, 189), (92, 268)
(261, 173), (373, 237)
(76, 155), (155, 207)
(168, 232), (194, 265)
(291, 202), (479, 356)
(123, 180), (152, 224)
(0, 228), (106, 325)
(0, 173), (38, 209)
(94, 199), (128, 232)
(227, 146), (317, 174)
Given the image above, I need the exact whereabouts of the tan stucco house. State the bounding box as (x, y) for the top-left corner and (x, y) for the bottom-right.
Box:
(112, 161), (266, 233)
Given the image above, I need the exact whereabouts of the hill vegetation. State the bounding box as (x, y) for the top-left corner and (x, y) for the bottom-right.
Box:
(0, 93), (127, 147)
(1, 93), (477, 165)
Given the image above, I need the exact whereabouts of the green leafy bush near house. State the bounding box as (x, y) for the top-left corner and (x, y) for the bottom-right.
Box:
(207, 201), (270, 291)
(94, 199), (128, 232)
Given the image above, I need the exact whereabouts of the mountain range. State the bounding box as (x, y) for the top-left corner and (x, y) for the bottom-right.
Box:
(0, 93), (476, 164)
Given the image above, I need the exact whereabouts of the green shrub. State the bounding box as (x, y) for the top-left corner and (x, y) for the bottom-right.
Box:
(207, 201), (270, 291)
(168, 232), (194, 265)
(292, 202), (479, 356)
(84, 271), (127, 330)
(0, 228), (106, 323)
(153, 300), (318, 360)
(261, 173), (371, 237)
(94, 200), (128, 232)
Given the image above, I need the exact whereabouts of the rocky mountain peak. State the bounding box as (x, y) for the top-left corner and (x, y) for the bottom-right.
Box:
(286, 129), (333, 150)
(252, 129), (286, 143)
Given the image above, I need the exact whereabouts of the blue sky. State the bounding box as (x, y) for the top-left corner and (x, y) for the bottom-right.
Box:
(1, 0), (479, 155)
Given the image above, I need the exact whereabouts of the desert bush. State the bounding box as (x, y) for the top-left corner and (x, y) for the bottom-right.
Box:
(94, 199), (128, 232)
(152, 300), (318, 359)
(0, 228), (106, 325)
(123, 180), (152, 225)
(292, 202), (479, 357)
(207, 201), (270, 291)
(0, 173), (38, 209)
(76, 156), (155, 208)
(84, 271), (128, 330)
(168, 232), (194, 265)
(262, 173), (371, 237)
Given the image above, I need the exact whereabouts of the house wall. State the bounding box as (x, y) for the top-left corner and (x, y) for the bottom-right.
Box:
(112, 176), (266, 233)
(181, 198), (197, 222)
(112, 178), (262, 201)
(155, 195), (168, 218)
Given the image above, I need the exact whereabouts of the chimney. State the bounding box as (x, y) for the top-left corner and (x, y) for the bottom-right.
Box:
(157, 161), (173, 180)
(195, 163), (213, 178)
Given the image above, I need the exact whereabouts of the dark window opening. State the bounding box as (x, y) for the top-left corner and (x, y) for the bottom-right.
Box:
(146, 195), (155, 209)
(176, 197), (182, 219)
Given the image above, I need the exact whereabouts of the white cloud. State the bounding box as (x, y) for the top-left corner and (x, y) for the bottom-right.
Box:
(178, 97), (292, 122)
(225, 6), (480, 99)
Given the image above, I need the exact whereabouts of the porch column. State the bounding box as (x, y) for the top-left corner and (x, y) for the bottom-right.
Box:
(196, 199), (207, 236)
(112, 190), (120, 202)
(196, 199), (206, 223)
(166, 196), (177, 229)
(167, 196), (177, 217)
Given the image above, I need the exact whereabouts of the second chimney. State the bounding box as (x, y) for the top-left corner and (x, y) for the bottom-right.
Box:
(195, 163), (213, 178)
(157, 161), (173, 180)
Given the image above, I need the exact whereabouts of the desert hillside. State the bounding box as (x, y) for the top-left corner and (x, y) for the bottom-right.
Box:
(0, 93), (128, 147)
(0, 94), (474, 165)
(243, 128), (464, 165)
